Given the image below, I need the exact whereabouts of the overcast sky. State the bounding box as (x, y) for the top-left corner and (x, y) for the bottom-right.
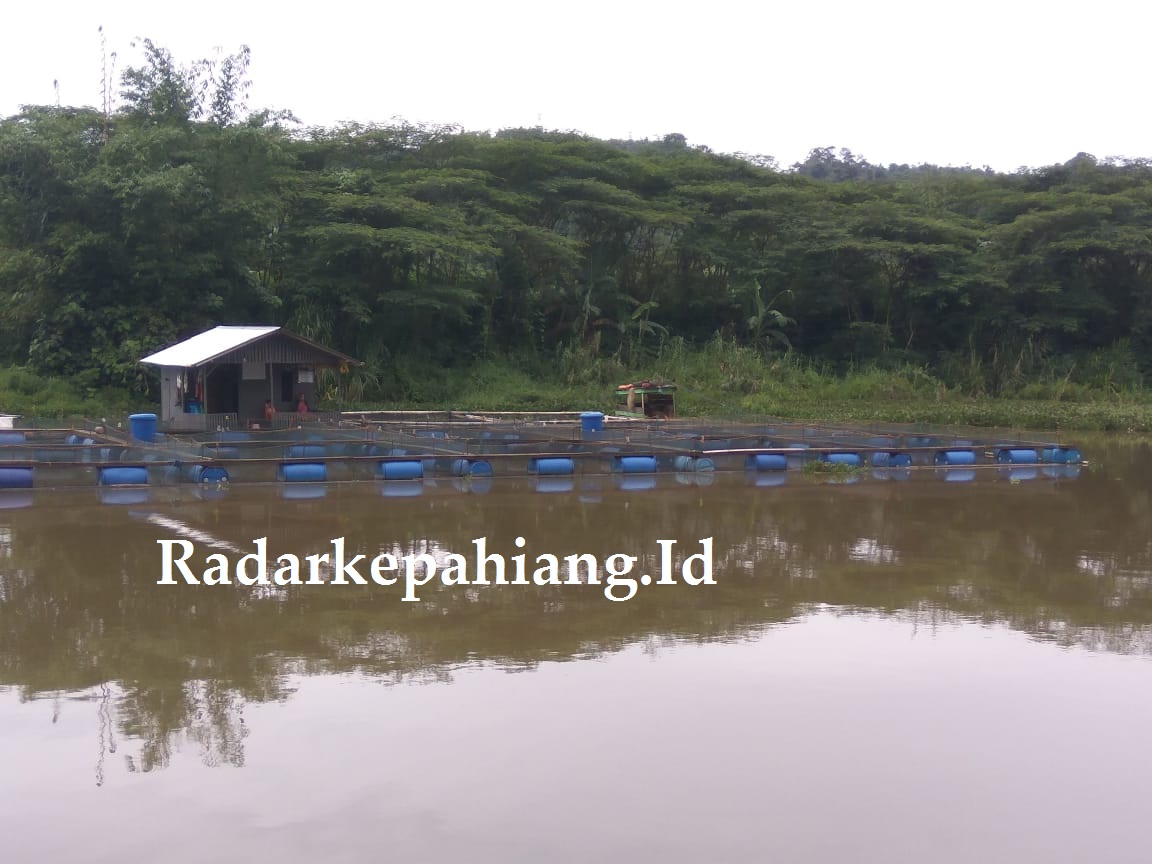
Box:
(3, 0), (1149, 172)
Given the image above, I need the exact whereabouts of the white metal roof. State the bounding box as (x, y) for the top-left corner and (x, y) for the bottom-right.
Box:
(140, 326), (281, 367)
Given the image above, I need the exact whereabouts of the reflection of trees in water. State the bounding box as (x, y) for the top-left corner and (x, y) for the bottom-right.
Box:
(0, 451), (1149, 775)
(119, 679), (251, 773)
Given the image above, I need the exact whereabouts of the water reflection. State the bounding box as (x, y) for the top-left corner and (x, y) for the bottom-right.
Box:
(0, 435), (1149, 782)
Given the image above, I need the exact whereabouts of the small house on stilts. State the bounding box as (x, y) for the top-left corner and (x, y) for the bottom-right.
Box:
(140, 326), (362, 432)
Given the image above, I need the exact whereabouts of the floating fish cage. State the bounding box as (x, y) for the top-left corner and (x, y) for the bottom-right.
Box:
(0, 413), (1086, 499)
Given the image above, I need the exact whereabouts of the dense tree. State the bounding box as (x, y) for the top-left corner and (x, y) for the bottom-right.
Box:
(3, 42), (1152, 400)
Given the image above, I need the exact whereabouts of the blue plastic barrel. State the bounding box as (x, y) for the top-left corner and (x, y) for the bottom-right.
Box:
(996, 448), (1038, 465)
(278, 463), (327, 482)
(531, 457), (575, 475)
(99, 466), (149, 486)
(189, 465), (230, 484)
(0, 431), (26, 444)
(870, 452), (892, 467)
(935, 450), (975, 466)
(824, 452), (861, 467)
(746, 453), (788, 471)
(128, 413), (157, 444)
(615, 455), (657, 474)
(451, 459), (492, 477)
(380, 460), (423, 481)
(580, 412), (605, 433)
(0, 467), (33, 489)
(674, 455), (713, 472)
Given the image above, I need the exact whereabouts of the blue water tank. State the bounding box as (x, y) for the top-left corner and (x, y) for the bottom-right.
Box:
(580, 412), (605, 433)
(128, 413), (158, 444)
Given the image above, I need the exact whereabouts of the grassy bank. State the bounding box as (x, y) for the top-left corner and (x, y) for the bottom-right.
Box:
(0, 367), (141, 418)
(345, 338), (1152, 433)
(5, 337), (1152, 432)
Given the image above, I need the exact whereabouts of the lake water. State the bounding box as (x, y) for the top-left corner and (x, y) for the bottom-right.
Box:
(2, 435), (1150, 862)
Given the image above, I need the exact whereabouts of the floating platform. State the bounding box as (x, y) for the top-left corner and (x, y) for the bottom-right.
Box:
(0, 414), (1085, 498)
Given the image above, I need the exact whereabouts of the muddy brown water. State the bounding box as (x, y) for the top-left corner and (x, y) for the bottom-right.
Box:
(1, 435), (1150, 863)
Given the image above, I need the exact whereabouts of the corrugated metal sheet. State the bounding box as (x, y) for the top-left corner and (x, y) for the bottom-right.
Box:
(141, 327), (361, 368)
(141, 326), (280, 367)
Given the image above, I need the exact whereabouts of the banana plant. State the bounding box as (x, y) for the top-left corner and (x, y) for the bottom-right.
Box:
(747, 281), (795, 353)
